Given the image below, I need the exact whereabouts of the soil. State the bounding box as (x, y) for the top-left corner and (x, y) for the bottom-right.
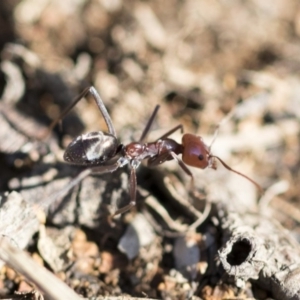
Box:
(0, 1), (300, 299)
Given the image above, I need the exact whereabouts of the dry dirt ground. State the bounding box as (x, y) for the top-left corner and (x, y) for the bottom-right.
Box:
(0, 1), (300, 299)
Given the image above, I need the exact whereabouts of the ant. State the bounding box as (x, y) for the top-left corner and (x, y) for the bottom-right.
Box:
(45, 86), (262, 216)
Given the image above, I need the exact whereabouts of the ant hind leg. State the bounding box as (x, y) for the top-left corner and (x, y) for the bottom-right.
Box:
(40, 86), (116, 139)
(45, 161), (121, 212)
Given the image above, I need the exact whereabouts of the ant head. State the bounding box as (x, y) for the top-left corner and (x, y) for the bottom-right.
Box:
(181, 133), (211, 169)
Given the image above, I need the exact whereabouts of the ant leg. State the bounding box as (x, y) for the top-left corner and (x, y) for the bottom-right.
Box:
(139, 107), (182, 142)
(41, 86), (116, 138)
(139, 105), (160, 142)
(168, 151), (194, 189)
(41, 161), (121, 211)
(148, 150), (199, 197)
(41, 87), (91, 138)
(90, 161), (121, 175)
(112, 167), (137, 216)
(156, 124), (183, 140)
(35, 168), (93, 213)
(89, 87), (116, 136)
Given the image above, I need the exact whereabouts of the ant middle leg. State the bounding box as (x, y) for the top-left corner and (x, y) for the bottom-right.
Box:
(139, 107), (183, 143)
(139, 105), (160, 142)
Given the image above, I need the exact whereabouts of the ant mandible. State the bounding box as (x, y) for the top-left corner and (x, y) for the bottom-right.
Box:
(45, 86), (262, 216)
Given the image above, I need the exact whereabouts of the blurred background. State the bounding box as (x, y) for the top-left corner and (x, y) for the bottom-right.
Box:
(1, 0), (300, 299)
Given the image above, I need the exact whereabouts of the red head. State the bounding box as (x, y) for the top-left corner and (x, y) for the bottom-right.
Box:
(182, 133), (216, 169)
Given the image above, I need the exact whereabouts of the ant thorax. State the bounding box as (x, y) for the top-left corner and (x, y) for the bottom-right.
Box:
(123, 142), (159, 161)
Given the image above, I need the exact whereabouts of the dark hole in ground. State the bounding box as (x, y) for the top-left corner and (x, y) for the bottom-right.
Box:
(257, 47), (279, 66)
(245, 46), (280, 70)
(226, 239), (251, 265)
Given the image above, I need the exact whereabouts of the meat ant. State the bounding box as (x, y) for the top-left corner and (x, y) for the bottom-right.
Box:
(45, 86), (262, 216)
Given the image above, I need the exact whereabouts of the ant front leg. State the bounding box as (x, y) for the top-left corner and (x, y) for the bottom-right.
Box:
(168, 151), (195, 190)
(112, 167), (137, 216)
(148, 147), (195, 193)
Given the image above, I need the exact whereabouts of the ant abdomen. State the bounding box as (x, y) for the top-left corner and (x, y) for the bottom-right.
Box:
(64, 131), (118, 165)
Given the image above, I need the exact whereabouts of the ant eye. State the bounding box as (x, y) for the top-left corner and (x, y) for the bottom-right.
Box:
(198, 154), (204, 160)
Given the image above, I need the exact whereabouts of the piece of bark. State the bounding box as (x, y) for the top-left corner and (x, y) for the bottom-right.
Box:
(218, 205), (300, 300)
(0, 192), (40, 260)
(0, 237), (82, 300)
(37, 226), (74, 273)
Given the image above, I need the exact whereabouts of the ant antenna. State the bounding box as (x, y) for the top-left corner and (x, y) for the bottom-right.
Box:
(212, 155), (263, 194)
(205, 106), (263, 193)
(209, 107), (236, 151)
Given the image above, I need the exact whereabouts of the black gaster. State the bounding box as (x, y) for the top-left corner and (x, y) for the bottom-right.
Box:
(64, 131), (118, 165)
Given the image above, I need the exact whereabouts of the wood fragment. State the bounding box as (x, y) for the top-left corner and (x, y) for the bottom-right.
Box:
(0, 192), (40, 265)
(218, 205), (300, 300)
(0, 238), (82, 300)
